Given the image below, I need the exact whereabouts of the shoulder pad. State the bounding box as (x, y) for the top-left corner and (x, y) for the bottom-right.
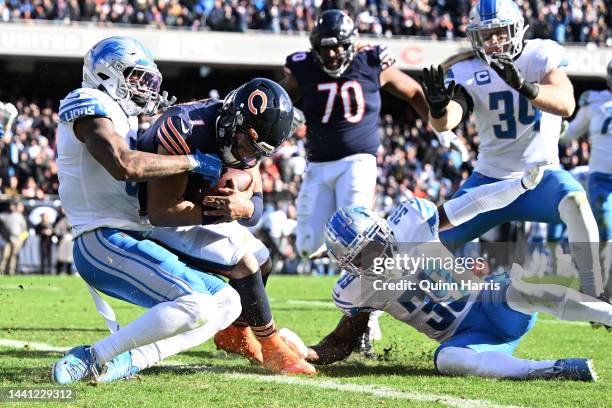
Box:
(285, 51), (310, 75)
(156, 113), (192, 155)
(59, 88), (111, 123)
(578, 91), (592, 108)
(441, 51), (476, 73)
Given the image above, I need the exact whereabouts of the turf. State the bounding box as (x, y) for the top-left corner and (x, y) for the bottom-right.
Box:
(0, 275), (610, 407)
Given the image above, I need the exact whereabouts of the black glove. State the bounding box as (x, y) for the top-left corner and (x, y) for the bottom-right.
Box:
(490, 53), (539, 100)
(421, 65), (456, 119)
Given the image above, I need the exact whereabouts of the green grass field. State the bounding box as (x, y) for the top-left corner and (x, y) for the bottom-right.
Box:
(0, 275), (610, 408)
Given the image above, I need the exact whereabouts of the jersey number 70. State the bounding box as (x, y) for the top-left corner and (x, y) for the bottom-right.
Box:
(318, 81), (365, 124)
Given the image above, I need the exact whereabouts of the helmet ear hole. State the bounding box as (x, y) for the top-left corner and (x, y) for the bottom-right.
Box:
(97, 73), (110, 81)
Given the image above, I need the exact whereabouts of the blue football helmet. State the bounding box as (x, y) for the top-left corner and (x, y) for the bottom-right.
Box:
(325, 206), (396, 277)
(466, 0), (527, 64)
(82, 36), (164, 116)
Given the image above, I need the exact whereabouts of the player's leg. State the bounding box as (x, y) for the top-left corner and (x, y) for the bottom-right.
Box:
(53, 228), (241, 384)
(439, 172), (517, 250)
(296, 162), (336, 258)
(436, 284), (596, 381)
(149, 224), (316, 374)
(588, 172), (612, 297)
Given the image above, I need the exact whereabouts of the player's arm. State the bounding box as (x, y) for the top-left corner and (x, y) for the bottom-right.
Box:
(74, 116), (220, 182)
(437, 163), (547, 231)
(306, 312), (369, 365)
(201, 166), (263, 226)
(147, 145), (207, 227)
(490, 54), (575, 117)
(421, 65), (471, 132)
(561, 93), (591, 143)
(380, 66), (429, 120)
(278, 72), (302, 103)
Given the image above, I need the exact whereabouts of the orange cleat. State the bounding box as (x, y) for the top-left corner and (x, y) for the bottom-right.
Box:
(214, 325), (263, 364)
(259, 332), (317, 375)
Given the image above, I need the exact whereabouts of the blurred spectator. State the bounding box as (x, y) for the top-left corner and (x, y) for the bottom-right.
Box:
(0, 202), (28, 275)
(35, 212), (54, 274)
(1, 0), (609, 44)
(54, 208), (74, 275)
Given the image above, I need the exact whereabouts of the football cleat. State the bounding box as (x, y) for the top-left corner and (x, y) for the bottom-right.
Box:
(259, 333), (317, 375)
(52, 346), (99, 384)
(214, 324), (263, 364)
(529, 358), (597, 381)
(98, 351), (140, 383)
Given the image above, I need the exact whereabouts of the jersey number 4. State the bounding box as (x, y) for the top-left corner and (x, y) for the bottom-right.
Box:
(318, 81), (365, 124)
(489, 91), (541, 139)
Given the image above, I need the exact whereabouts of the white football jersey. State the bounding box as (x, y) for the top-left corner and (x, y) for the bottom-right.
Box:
(565, 90), (612, 174)
(332, 198), (477, 342)
(57, 88), (150, 237)
(447, 39), (568, 179)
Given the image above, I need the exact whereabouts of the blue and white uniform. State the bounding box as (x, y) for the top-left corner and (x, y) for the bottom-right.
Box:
(440, 39), (584, 249)
(565, 90), (612, 241)
(57, 88), (227, 310)
(332, 198), (536, 365)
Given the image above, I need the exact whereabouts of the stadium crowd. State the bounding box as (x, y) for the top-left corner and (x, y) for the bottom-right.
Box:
(0, 0), (609, 44)
(0, 95), (591, 274)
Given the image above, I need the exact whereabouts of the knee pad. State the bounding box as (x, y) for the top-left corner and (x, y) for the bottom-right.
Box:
(214, 286), (242, 330)
(173, 293), (216, 331)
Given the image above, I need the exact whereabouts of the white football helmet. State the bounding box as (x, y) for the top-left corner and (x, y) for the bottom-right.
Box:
(82, 36), (163, 116)
(466, 0), (527, 64)
(325, 206), (397, 277)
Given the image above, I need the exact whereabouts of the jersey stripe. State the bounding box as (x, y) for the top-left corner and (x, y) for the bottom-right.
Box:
(157, 128), (180, 155)
(159, 121), (185, 155)
(166, 117), (191, 154)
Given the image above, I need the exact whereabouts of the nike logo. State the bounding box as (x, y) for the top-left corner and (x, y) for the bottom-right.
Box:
(180, 119), (189, 134)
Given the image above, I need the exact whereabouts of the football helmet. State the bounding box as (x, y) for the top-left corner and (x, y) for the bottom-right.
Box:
(82, 36), (164, 116)
(217, 78), (294, 169)
(325, 206), (397, 277)
(466, 0), (527, 64)
(310, 10), (358, 78)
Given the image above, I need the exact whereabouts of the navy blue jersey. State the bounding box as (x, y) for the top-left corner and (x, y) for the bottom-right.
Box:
(285, 45), (393, 162)
(137, 99), (222, 213)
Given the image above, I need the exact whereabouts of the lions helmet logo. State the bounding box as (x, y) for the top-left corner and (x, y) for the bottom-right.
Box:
(247, 89), (267, 115)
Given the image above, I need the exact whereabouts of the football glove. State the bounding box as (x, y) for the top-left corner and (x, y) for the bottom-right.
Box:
(187, 150), (222, 185)
(490, 53), (539, 100)
(521, 161), (553, 190)
(422, 65), (456, 119)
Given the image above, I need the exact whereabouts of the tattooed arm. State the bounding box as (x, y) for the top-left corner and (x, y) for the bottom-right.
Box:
(74, 116), (192, 181)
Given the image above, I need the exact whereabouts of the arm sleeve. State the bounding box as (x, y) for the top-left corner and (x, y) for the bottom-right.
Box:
(443, 178), (525, 227)
(238, 192), (263, 227)
(564, 105), (590, 142)
(155, 114), (192, 155)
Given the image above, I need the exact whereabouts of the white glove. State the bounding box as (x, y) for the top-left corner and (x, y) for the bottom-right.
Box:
(521, 161), (553, 190)
(0, 102), (17, 120)
(558, 119), (569, 142)
(449, 138), (469, 162)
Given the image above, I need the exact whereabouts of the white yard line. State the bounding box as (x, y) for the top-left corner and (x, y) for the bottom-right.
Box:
(0, 338), (524, 408)
(0, 339), (69, 352)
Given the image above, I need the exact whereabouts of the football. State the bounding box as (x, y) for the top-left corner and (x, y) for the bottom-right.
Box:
(204, 167), (253, 195)
(279, 327), (309, 359)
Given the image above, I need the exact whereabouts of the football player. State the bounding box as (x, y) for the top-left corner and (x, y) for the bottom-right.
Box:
(307, 162), (611, 381)
(562, 59), (612, 299)
(138, 78), (316, 375)
(279, 9), (434, 352)
(52, 36), (242, 384)
(425, 0), (606, 304)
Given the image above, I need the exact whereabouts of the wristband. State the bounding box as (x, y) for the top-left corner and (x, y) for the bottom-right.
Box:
(518, 82), (539, 100)
(430, 106), (447, 119)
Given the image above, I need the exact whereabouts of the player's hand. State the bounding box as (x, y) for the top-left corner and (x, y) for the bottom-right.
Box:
(490, 53), (539, 100)
(158, 91), (177, 111)
(421, 65), (456, 119)
(187, 150), (222, 185)
(201, 177), (255, 222)
(306, 333), (355, 365)
(520, 161), (552, 190)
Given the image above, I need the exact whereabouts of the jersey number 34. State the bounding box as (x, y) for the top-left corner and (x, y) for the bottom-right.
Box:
(490, 91), (541, 139)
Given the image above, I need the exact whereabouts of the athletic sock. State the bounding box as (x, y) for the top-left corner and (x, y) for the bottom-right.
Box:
(229, 270), (275, 338)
